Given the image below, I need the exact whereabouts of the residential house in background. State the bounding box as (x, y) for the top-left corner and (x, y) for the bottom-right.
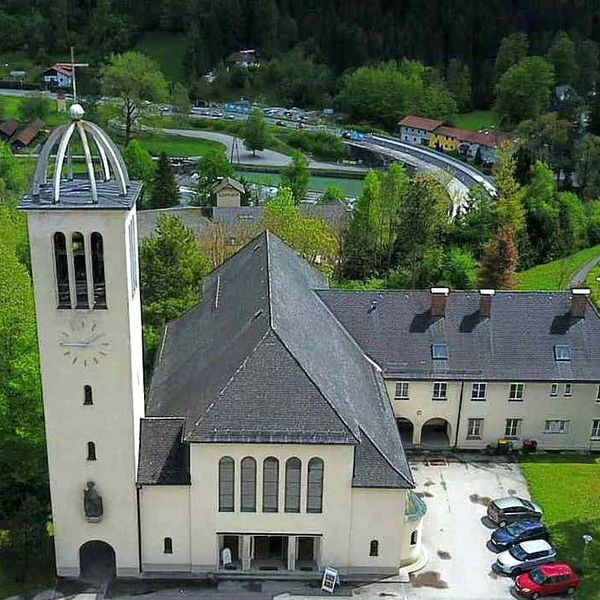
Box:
(43, 64), (74, 89)
(227, 49), (259, 69)
(398, 116), (443, 145)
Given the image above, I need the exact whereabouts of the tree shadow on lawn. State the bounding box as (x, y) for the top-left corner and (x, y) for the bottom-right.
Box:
(550, 518), (600, 600)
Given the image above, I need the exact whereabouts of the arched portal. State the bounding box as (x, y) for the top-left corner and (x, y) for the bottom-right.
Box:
(421, 418), (452, 447)
(79, 540), (116, 582)
(396, 418), (414, 447)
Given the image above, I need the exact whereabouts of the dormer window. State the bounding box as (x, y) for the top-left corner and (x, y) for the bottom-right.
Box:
(554, 345), (571, 361)
(431, 343), (448, 360)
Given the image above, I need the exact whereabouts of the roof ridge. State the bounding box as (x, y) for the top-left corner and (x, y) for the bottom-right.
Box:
(269, 327), (360, 444)
(265, 230), (274, 330)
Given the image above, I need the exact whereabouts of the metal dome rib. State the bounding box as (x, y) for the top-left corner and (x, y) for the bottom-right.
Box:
(31, 104), (130, 205)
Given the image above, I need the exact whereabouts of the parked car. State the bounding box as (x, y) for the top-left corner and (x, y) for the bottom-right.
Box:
(514, 563), (579, 597)
(490, 520), (549, 551)
(487, 497), (543, 527)
(495, 539), (556, 576)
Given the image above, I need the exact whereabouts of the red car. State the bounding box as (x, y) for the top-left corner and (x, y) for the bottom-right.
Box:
(514, 563), (579, 598)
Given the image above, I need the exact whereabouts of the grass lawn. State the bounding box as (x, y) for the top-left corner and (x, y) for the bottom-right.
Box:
(136, 135), (225, 158)
(515, 245), (600, 291)
(0, 95), (67, 128)
(134, 32), (188, 83)
(451, 110), (499, 131)
(584, 261), (600, 309)
(520, 455), (600, 599)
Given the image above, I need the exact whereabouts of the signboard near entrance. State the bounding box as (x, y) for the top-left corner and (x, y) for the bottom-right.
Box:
(321, 566), (339, 593)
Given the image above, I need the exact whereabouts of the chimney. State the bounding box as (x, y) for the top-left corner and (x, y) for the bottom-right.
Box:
(430, 287), (449, 317)
(570, 288), (591, 318)
(479, 289), (495, 318)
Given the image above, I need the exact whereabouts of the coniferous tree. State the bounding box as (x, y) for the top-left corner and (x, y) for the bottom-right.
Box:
(478, 227), (518, 289)
(148, 152), (179, 209)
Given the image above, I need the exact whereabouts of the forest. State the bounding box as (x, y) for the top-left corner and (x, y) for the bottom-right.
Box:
(1, 0), (600, 107)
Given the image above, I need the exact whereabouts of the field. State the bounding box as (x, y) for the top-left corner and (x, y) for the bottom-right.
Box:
(134, 32), (188, 83)
(451, 110), (499, 131)
(136, 135), (225, 158)
(585, 261), (600, 309)
(515, 245), (600, 291)
(520, 455), (600, 600)
(0, 95), (68, 128)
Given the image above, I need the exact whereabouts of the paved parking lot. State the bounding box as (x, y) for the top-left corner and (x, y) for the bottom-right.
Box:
(409, 459), (530, 600)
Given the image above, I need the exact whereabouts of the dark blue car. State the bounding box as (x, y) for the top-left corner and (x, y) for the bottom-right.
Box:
(490, 520), (549, 551)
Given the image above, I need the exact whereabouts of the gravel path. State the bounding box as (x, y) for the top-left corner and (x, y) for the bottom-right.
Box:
(569, 253), (600, 287)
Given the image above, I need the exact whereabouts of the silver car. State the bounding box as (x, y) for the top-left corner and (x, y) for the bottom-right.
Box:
(495, 539), (556, 575)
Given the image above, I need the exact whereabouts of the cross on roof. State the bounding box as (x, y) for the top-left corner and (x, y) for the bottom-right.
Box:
(56, 46), (89, 103)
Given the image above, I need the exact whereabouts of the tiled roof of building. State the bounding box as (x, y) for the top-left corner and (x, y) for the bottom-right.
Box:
(0, 118), (18, 137)
(44, 65), (73, 77)
(137, 207), (212, 239)
(399, 116), (444, 131)
(317, 290), (600, 382)
(138, 418), (190, 485)
(214, 176), (244, 193)
(435, 126), (500, 149)
(147, 231), (413, 489)
(13, 118), (45, 146)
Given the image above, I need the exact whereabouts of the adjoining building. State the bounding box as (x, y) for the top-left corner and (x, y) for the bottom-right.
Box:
(12, 118), (45, 149)
(398, 116), (443, 145)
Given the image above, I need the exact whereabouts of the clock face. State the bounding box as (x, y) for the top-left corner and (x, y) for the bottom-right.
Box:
(58, 319), (110, 367)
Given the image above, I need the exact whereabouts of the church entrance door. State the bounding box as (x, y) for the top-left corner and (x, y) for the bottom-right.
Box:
(79, 540), (116, 582)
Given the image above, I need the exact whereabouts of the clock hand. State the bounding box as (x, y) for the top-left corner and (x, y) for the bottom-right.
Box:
(83, 333), (105, 345)
(59, 340), (90, 348)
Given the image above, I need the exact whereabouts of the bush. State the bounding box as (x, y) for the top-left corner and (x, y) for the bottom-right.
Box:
(18, 95), (49, 122)
(281, 130), (346, 162)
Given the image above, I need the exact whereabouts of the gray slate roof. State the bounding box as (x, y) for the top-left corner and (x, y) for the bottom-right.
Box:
(137, 207), (212, 239)
(147, 231), (412, 488)
(137, 418), (190, 485)
(318, 290), (600, 382)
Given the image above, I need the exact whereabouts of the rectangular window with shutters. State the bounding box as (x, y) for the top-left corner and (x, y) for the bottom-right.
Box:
(433, 382), (448, 401)
(394, 381), (409, 400)
(467, 418), (484, 439)
(591, 420), (600, 439)
(509, 383), (524, 402)
(471, 382), (487, 401)
(505, 419), (522, 439)
(544, 420), (570, 434)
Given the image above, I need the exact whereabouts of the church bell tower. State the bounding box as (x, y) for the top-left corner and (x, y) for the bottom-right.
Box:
(20, 104), (144, 577)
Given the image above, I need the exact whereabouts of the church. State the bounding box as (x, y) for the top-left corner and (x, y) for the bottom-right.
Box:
(20, 105), (425, 579)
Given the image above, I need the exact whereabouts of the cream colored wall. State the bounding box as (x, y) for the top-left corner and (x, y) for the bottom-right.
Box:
(140, 486), (191, 571)
(387, 379), (600, 451)
(189, 443), (354, 571)
(387, 380), (462, 445)
(27, 208), (144, 576)
(459, 382), (600, 451)
(348, 488), (408, 572)
(216, 189), (241, 207)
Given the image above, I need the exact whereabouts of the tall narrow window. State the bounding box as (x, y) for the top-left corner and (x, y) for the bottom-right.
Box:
(218, 457), (235, 512)
(91, 232), (106, 309)
(72, 232), (88, 308)
(83, 385), (93, 406)
(369, 540), (379, 557)
(240, 457), (256, 512)
(53, 232), (71, 308)
(128, 219), (138, 297)
(163, 537), (173, 554)
(87, 441), (96, 461)
(285, 458), (301, 513)
(307, 458), (324, 513)
(262, 457), (279, 512)
(410, 531), (418, 546)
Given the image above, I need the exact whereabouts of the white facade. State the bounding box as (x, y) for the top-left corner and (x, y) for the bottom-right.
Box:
(27, 207), (144, 577)
(139, 443), (422, 575)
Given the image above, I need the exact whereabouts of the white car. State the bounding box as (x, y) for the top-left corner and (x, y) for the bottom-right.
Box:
(495, 539), (556, 576)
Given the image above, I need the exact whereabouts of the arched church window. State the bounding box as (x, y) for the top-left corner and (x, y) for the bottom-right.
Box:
(87, 441), (96, 461)
(285, 457), (301, 513)
(83, 385), (93, 405)
(163, 537), (173, 554)
(307, 458), (324, 513)
(72, 232), (89, 309)
(262, 457), (279, 512)
(53, 232), (71, 308)
(218, 457), (235, 512)
(91, 232), (106, 309)
(240, 457), (256, 512)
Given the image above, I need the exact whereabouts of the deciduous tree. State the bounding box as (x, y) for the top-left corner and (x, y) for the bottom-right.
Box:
(192, 151), (235, 206)
(494, 32), (529, 81)
(281, 151), (309, 204)
(243, 108), (268, 157)
(100, 51), (168, 144)
(123, 140), (156, 196)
